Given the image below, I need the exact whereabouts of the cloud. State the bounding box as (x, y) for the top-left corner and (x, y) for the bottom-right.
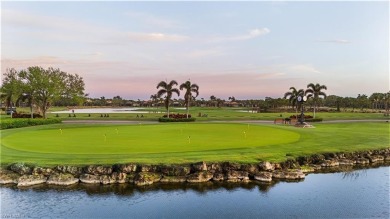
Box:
(316, 39), (351, 44)
(126, 32), (189, 42)
(288, 64), (321, 74)
(210, 28), (270, 43)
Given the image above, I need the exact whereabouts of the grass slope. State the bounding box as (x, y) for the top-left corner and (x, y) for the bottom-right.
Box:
(0, 122), (389, 165)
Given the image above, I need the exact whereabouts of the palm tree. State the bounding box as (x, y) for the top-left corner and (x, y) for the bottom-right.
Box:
(283, 87), (304, 115)
(156, 80), (180, 118)
(179, 80), (199, 118)
(305, 83), (327, 118)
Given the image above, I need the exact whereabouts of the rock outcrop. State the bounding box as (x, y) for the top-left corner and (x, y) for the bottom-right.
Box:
(187, 171), (213, 183)
(9, 163), (32, 175)
(83, 165), (113, 175)
(47, 173), (79, 186)
(0, 169), (20, 184)
(17, 174), (47, 187)
(254, 172), (273, 182)
(0, 148), (388, 186)
(79, 174), (101, 184)
(134, 172), (161, 186)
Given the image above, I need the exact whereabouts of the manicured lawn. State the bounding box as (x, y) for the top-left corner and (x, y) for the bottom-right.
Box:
(1, 122), (389, 165)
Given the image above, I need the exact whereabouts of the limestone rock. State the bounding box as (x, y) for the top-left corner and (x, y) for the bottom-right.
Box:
(187, 171), (213, 183)
(100, 175), (116, 184)
(138, 165), (159, 172)
(338, 159), (355, 166)
(83, 165), (113, 175)
(258, 161), (274, 171)
(114, 164), (137, 173)
(79, 174), (101, 184)
(111, 172), (127, 183)
(9, 163), (32, 175)
(32, 167), (53, 176)
(208, 163), (223, 172)
(273, 170), (305, 180)
(134, 172), (161, 186)
(222, 162), (241, 171)
(17, 174), (47, 187)
(160, 165), (191, 176)
(191, 161), (208, 172)
(226, 170), (249, 182)
(160, 176), (187, 183)
(47, 173), (79, 186)
(385, 156), (390, 161)
(356, 158), (370, 164)
(240, 164), (258, 174)
(0, 169), (20, 184)
(321, 159), (340, 167)
(126, 173), (136, 184)
(368, 155), (384, 163)
(254, 172), (272, 182)
(212, 172), (225, 181)
(55, 165), (83, 176)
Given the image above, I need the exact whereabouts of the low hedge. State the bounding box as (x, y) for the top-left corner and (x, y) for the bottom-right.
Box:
(158, 117), (196, 122)
(0, 118), (62, 130)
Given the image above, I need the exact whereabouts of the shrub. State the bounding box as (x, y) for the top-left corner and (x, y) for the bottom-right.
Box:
(290, 115), (313, 119)
(0, 118), (62, 130)
(162, 114), (192, 119)
(11, 113), (43, 118)
(158, 117), (196, 122)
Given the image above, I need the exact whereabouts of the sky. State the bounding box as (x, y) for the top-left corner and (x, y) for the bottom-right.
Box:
(1, 1), (389, 100)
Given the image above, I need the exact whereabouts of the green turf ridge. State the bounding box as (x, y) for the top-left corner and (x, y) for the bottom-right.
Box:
(1, 122), (389, 166)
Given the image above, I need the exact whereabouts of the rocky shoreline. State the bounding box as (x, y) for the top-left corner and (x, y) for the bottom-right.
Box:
(1, 148), (389, 187)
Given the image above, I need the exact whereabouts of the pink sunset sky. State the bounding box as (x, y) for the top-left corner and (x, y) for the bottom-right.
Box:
(2, 1), (389, 100)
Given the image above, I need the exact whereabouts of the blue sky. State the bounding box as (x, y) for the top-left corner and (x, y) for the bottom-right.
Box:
(2, 1), (389, 100)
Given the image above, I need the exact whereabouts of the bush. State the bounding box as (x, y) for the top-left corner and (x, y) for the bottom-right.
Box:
(11, 113), (43, 118)
(158, 117), (196, 122)
(0, 118), (62, 130)
(162, 113), (191, 119)
(290, 115), (313, 119)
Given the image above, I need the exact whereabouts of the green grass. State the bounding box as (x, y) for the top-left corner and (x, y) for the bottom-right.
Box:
(2, 106), (388, 121)
(1, 122), (389, 166)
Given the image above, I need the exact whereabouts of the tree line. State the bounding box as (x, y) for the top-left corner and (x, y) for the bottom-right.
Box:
(1, 67), (85, 118)
(1, 66), (389, 118)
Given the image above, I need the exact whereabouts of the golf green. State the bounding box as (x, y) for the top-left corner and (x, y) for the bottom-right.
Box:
(1, 122), (388, 165)
(1, 123), (299, 154)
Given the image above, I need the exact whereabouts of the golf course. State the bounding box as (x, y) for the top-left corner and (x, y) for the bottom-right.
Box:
(1, 121), (388, 165)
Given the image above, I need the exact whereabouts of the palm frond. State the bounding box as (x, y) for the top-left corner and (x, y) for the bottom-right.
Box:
(156, 81), (167, 89)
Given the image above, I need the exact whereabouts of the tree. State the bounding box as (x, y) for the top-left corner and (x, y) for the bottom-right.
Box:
(150, 94), (159, 112)
(384, 91), (390, 115)
(112, 95), (123, 107)
(156, 80), (180, 118)
(305, 83), (327, 118)
(179, 80), (199, 118)
(283, 87), (304, 115)
(356, 94), (369, 111)
(1, 68), (24, 109)
(19, 66), (85, 118)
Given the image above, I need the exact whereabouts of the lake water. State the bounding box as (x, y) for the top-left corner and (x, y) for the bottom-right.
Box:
(50, 107), (153, 114)
(1, 166), (389, 218)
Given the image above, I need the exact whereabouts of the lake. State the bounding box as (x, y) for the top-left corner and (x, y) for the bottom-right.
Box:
(1, 166), (389, 218)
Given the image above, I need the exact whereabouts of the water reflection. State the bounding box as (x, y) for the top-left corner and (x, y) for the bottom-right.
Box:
(1, 181), (280, 197)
